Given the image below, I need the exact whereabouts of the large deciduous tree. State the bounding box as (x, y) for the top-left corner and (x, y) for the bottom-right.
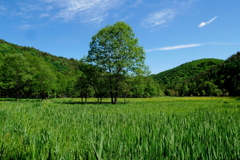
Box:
(86, 21), (149, 104)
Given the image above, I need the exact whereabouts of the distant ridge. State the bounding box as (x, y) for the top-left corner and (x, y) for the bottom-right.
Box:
(151, 52), (240, 96)
(0, 39), (83, 71)
(151, 58), (224, 85)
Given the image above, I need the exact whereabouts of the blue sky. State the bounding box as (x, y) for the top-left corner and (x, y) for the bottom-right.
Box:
(0, 0), (240, 74)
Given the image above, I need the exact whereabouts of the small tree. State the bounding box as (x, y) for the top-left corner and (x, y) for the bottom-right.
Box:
(86, 21), (149, 104)
(79, 63), (109, 103)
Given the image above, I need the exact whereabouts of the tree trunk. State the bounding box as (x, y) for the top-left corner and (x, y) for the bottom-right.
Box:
(109, 74), (114, 104)
(111, 96), (114, 104)
(81, 97), (83, 103)
(114, 96), (117, 104)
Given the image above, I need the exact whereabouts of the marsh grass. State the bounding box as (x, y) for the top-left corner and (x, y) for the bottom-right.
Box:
(0, 97), (239, 159)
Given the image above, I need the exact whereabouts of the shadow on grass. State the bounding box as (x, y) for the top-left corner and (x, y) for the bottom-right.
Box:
(54, 101), (128, 105)
(0, 98), (129, 104)
(0, 98), (42, 102)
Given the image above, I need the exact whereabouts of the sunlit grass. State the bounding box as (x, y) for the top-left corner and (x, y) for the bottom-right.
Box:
(0, 97), (239, 159)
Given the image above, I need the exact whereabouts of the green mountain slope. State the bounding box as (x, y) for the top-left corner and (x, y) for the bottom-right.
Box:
(184, 52), (240, 96)
(152, 52), (240, 96)
(151, 58), (224, 86)
(0, 39), (83, 71)
(0, 39), (85, 99)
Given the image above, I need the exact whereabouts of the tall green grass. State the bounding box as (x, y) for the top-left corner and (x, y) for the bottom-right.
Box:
(0, 97), (239, 159)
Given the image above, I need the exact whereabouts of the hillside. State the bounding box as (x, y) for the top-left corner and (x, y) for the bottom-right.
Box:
(151, 58), (224, 85)
(183, 52), (240, 96)
(0, 39), (85, 99)
(152, 53), (240, 96)
(0, 39), (83, 71)
(0, 39), (161, 99)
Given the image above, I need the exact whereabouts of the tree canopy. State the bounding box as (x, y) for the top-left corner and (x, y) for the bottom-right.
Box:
(86, 21), (149, 104)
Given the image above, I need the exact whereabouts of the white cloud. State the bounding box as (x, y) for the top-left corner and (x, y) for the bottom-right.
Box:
(19, 3), (42, 12)
(0, 4), (8, 15)
(0, 2), (53, 19)
(0, 6), (7, 11)
(147, 42), (240, 52)
(188, 0), (199, 4)
(14, 12), (33, 19)
(42, 0), (124, 22)
(198, 16), (218, 28)
(18, 2), (53, 12)
(2, 0), (124, 23)
(18, 25), (33, 30)
(142, 9), (175, 28)
(131, 0), (142, 7)
(147, 43), (202, 52)
(89, 14), (107, 23)
(40, 13), (49, 18)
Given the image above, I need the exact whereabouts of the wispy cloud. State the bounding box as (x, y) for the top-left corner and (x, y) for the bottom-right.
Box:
(174, 0), (199, 6)
(18, 24), (34, 30)
(42, 0), (125, 22)
(14, 23), (48, 30)
(40, 13), (50, 18)
(89, 14), (107, 23)
(14, 11), (33, 19)
(18, 2), (52, 12)
(1, 0), (125, 23)
(147, 43), (203, 52)
(131, 0), (142, 7)
(142, 9), (175, 28)
(1, 0), (198, 24)
(198, 16), (218, 28)
(0, 4), (8, 15)
(0, 2), (52, 19)
(146, 41), (240, 52)
(0, 5), (7, 11)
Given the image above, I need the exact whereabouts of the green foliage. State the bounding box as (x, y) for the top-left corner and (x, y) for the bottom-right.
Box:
(130, 76), (162, 98)
(152, 54), (240, 97)
(0, 39), (85, 99)
(152, 58), (223, 86)
(86, 22), (149, 103)
(185, 52), (240, 96)
(0, 97), (239, 159)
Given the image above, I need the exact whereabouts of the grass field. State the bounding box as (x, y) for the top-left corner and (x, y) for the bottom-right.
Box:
(0, 97), (239, 159)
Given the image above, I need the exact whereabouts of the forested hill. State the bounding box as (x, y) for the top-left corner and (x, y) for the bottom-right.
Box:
(151, 58), (224, 85)
(152, 52), (240, 96)
(0, 39), (162, 99)
(0, 39), (83, 71)
(182, 52), (240, 96)
(0, 39), (85, 99)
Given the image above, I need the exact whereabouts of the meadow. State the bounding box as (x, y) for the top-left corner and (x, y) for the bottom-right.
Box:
(0, 97), (239, 159)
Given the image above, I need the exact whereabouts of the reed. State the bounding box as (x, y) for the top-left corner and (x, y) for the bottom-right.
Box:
(0, 97), (239, 159)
